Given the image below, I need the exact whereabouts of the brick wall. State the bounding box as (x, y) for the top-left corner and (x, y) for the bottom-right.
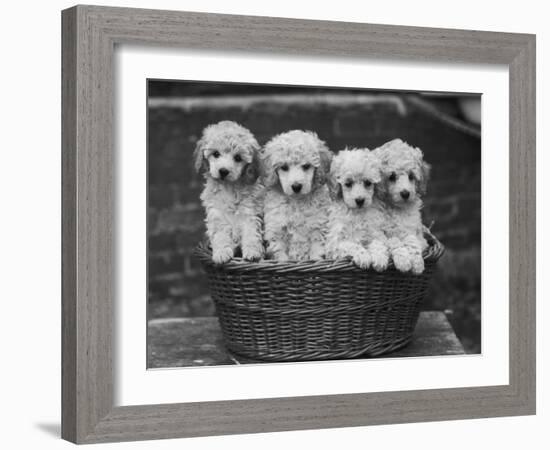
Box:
(147, 92), (481, 350)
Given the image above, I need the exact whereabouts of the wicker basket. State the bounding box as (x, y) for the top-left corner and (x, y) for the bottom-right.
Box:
(195, 233), (444, 362)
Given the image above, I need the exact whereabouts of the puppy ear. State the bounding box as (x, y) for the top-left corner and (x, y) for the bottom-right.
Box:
(418, 161), (431, 195)
(327, 153), (342, 200)
(259, 150), (278, 187)
(327, 173), (342, 200)
(260, 134), (287, 188)
(367, 152), (383, 185)
(312, 142), (333, 189)
(372, 160), (389, 202)
(193, 135), (208, 174)
(242, 152), (260, 184)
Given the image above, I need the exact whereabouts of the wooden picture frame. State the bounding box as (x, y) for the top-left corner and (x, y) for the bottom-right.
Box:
(61, 5), (536, 444)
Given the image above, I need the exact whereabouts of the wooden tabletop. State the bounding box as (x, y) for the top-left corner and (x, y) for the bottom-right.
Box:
(147, 311), (465, 368)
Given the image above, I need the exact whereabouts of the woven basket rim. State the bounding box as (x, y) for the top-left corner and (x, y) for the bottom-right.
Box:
(195, 230), (445, 273)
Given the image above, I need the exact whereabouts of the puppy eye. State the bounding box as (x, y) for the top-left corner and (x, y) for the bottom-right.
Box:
(408, 172), (415, 181)
(302, 163), (312, 171)
(364, 180), (372, 187)
(344, 180), (353, 188)
(389, 173), (397, 182)
(234, 154), (242, 163)
(280, 164), (289, 172)
(212, 151), (220, 159)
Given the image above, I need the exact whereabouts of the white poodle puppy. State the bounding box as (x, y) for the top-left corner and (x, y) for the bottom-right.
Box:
(373, 139), (430, 274)
(325, 149), (389, 271)
(261, 130), (332, 261)
(194, 120), (264, 264)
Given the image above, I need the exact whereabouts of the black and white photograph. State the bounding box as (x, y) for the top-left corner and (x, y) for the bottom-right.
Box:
(147, 80), (481, 368)
(3, 0), (543, 446)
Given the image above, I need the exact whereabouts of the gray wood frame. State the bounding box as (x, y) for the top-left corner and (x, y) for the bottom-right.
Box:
(62, 5), (536, 444)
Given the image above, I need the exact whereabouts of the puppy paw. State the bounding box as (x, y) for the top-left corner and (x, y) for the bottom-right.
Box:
(272, 250), (289, 261)
(410, 255), (425, 275)
(212, 247), (234, 264)
(370, 251), (389, 272)
(352, 250), (372, 270)
(242, 245), (263, 262)
(392, 250), (412, 272)
(309, 248), (325, 261)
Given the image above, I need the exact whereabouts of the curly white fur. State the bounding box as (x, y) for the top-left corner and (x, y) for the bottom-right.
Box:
(194, 121), (264, 264)
(261, 130), (332, 261)
(325, 149), (389, 270)
(373, 139), (430, 274)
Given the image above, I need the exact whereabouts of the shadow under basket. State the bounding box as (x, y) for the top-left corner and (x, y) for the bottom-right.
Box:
(195, 233), (445, 362)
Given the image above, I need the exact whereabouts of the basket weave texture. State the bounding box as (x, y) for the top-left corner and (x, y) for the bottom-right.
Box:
(195, 234), (444, 362)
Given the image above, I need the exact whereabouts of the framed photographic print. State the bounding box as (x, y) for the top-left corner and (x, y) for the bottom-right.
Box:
(62, 4), (536, 444)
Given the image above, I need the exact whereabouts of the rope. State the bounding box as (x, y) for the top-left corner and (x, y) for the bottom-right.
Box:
(406, 94), (481, 139)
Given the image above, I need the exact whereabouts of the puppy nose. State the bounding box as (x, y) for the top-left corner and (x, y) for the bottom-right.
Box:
(355, 198), (365, 207)
(291, 183), (302, 193)
(400, 190), (410, 200)
(219, 168), (229, 179)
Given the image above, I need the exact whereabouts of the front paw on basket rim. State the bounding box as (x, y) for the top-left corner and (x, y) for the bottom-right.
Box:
(242, 246), (263, 262)
(212, 247), (234, 264)
(352, 251), (372, 270)
(410, 256), (425, 275)
(393, 253), (412, 273)
(309, 250), (326, 261)
(370, 254), (389, 272)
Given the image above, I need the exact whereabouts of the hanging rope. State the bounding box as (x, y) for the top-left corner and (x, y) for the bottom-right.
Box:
(406, 94), (481, 139)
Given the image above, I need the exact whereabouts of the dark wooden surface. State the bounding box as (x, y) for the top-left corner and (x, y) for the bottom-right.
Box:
(148, 311), (465, 368)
